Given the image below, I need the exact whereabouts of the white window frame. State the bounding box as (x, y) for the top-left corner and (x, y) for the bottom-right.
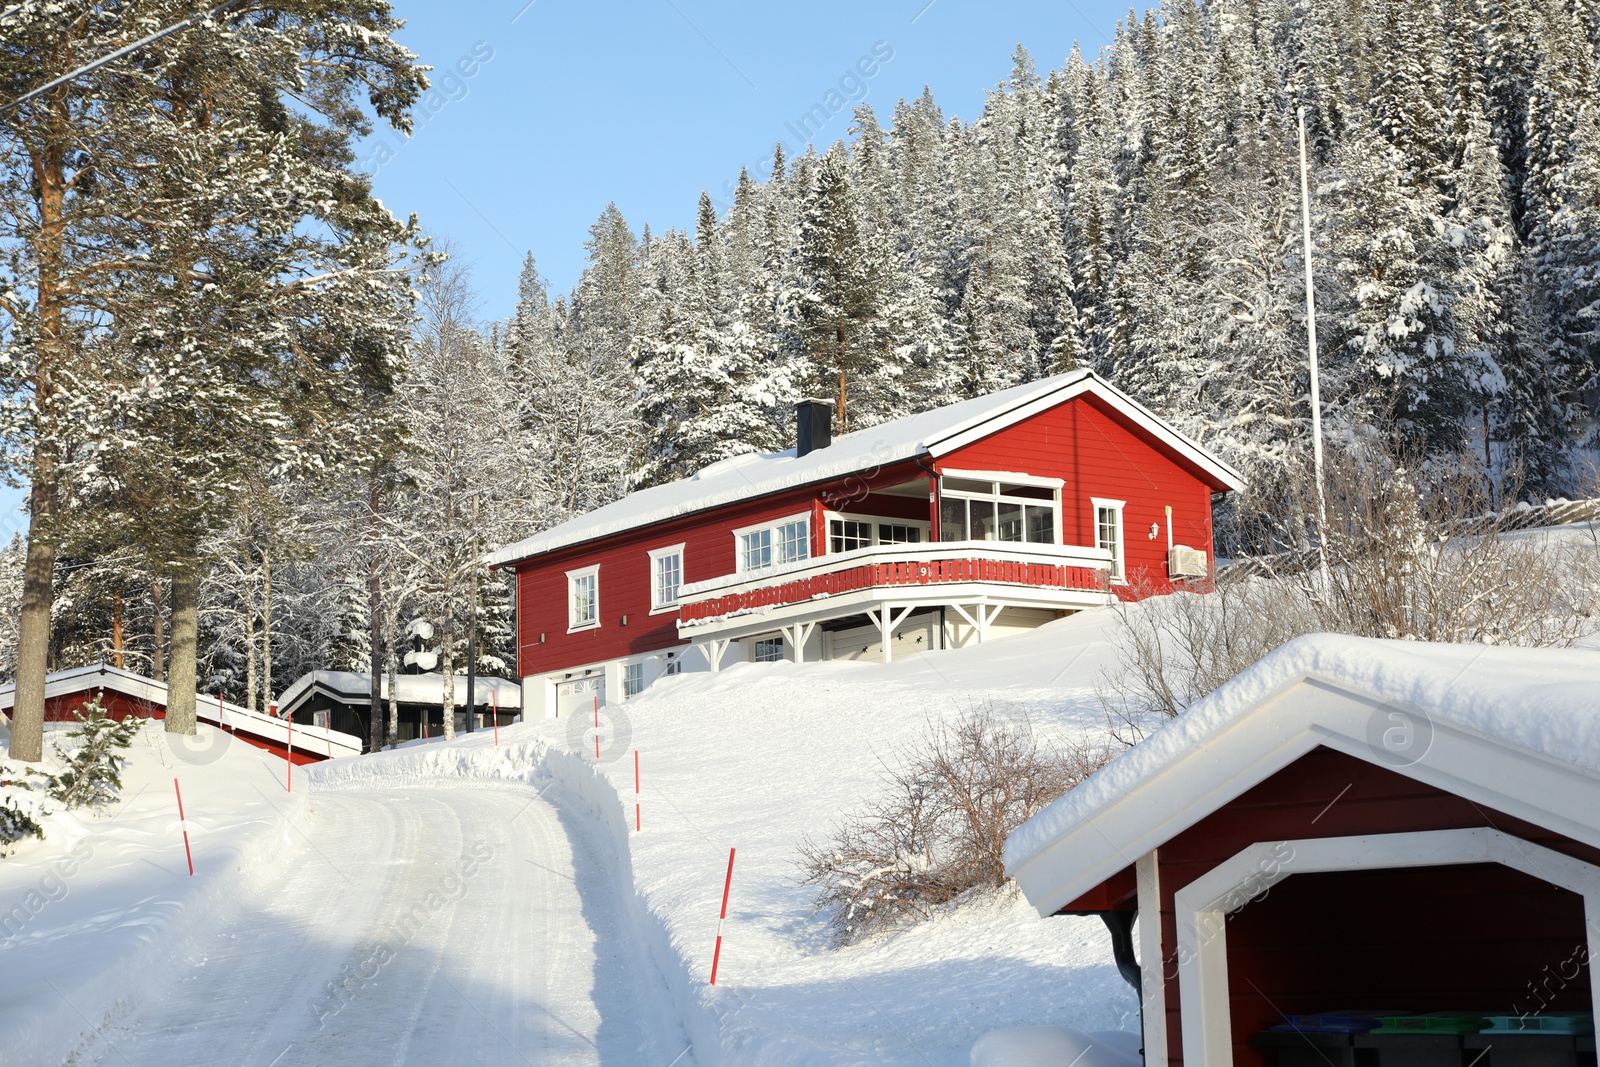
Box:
(751, 636), (785, 663)
(621, 660), (645, 699)
(566, 564), (600, 632)
(939, 471), (1065, 545)
(732, 512), (811, 574)
(822, 510), (931, 554)
(1092, 497), (1127, 582)
(647, 543), (685, 614)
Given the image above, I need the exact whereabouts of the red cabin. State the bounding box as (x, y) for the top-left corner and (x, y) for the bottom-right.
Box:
(488, 369), (1244, 719)
(1006, 635), (1600, 1067)
(0, 663), (360, 764)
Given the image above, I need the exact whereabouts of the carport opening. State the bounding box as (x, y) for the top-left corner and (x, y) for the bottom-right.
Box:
(1221, 863), (1592, 1067)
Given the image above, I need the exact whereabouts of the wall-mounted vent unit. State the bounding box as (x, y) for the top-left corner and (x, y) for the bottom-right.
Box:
(1168, 545), (1209, 579)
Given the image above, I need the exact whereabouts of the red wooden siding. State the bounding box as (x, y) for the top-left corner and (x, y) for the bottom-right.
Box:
(936, 393), (1217, 595)
(1145, 746), (1600, 1067)
(42, 689), (164, 722)
(515, 461), (932, 674)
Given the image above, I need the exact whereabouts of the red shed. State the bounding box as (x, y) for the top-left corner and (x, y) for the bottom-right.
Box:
(489, 369), (1243, 719)
(1006, 635), (1600, 1067)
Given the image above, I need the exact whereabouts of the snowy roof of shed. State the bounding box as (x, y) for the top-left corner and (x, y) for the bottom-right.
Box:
(1004, 634), (1600, 916)
(276, 669), (523, 716)
(488, 368), (1245, 566)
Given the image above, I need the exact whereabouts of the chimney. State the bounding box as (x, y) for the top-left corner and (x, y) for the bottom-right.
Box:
(795, 399), (835, 457)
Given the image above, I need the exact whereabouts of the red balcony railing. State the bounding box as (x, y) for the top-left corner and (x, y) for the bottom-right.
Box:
(677, 542), (1112, 625)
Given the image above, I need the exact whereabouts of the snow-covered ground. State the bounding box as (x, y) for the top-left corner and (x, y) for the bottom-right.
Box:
(3, 610), (1140, 1066)
(536, 608), (1141, 1066)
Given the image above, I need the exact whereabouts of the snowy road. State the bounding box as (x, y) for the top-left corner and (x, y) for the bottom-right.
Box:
(69, 785), (688, 1067)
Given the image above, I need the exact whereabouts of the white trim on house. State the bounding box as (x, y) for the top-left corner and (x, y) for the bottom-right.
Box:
(938, 468), (1066, 490)
(1005, 638), (1600, 918)
(1172, 828), (1600, 1067)
(1091, 497), (1127, 582)
(488, 369), (1245, 567)
(566, 564), (600, 633)
(731, 511), (811, 574)
(647, 542), (686, 614)
(1136, 850), (1167, 1067)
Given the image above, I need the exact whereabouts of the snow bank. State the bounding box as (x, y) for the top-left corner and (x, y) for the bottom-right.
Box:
(1006, 633), (1600, 870)
(0, 722), (304, 1067)
(969, 1027), (1141, 1067)
(534, 610), (1141, 1065)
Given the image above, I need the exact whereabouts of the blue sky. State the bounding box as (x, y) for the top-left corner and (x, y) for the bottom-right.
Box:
(366, 0), (1130, 318)
(2, 0), (1131, 526)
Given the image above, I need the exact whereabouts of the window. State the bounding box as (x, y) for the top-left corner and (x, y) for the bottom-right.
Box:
(830, 518), (873, 553)
(752, 637), (784, 663)
(567, 565), (599, 630)
(649, 544), (684, 611)
(623, 661), (645, 698)
(664, 655), (682, 676)
(735, 514), (809, 573)
(877, 523), (923, 545)
(938, 474), (1061, 544)
(1093, 498), (1126, 580)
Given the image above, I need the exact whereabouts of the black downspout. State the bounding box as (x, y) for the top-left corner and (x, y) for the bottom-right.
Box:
(1099, 910), (1144, 1062)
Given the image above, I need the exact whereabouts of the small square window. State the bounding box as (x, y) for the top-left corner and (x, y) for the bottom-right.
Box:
(740, 529), (773, 572)
(752, 637), (784, 663)
(777, 519), (809, 564)
(830, 519), (873, 553)
(623, 661), (645, 698)
(664, 656), (682, 676)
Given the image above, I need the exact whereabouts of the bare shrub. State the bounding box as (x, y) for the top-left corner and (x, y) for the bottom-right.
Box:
(1104, 443), (1598, 738)
(799, 707), (1113, 945)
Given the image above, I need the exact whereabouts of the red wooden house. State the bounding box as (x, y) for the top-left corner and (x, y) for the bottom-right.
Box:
(489, 369), (1244, 719)
(1006, 635), (1600, 1067)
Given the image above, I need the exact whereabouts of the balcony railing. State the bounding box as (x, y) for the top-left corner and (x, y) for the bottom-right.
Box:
(677, 541), (1113, 625)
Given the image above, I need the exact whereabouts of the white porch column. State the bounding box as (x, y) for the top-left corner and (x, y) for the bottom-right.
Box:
(696, 637), (731, 673)
(781, 621), (816, 664)
(872, 605), (914, 664)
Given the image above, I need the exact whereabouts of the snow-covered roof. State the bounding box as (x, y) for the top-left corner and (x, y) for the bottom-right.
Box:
(0, 662), (363, 757)
(276, 669), (524, 716)
(1005, 634), (1600, 916)
(0, 662), (168, 712)
(488, 369), (1246, 567)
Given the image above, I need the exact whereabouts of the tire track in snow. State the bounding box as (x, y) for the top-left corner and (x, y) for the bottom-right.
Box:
(65, 786), (678, 1066)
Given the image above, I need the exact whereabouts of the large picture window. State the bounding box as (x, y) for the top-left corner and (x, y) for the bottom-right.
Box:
(735, 514), (810, 573)
(826, 514), (928, 553)
(648, 544), (684, 611)
(567, 565), (599, 630)
(938, 475), (1060, 544)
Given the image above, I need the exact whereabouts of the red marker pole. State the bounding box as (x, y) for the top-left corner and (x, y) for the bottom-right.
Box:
(709, 847), (736, 985)
(174, 778), (194, 876)
(324, 712), (332, 758)
(634, 750), (641, 832)
(279, 704), (292, 793)
(491, 689), (500, 746)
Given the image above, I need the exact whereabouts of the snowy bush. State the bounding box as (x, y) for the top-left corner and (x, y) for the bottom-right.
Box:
(799, 707), (1112, 944)
(0, 783), (45, 855)
(45, 696), (138, 809)
(1103, 446), (1598, 739)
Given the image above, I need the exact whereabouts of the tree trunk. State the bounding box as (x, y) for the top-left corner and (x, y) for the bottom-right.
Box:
(386, 629), (400, 745)
(166, 569), (199, 735)
(150, 580), (166, 682)
(9, 98), (69, 764)
(8, 479), (57, 762)
(244, 607), (258, 715)
(368, 554), (382, 752)
(440, 617), (456, 741)
(111, 592), (125, 669)
(261, 546), (273, 710)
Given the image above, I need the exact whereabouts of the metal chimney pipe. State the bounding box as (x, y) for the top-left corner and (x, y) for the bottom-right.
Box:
(795, 399), (836, 457)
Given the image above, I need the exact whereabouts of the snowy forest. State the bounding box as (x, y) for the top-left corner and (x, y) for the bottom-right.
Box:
(4, 0), (1600, 729)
